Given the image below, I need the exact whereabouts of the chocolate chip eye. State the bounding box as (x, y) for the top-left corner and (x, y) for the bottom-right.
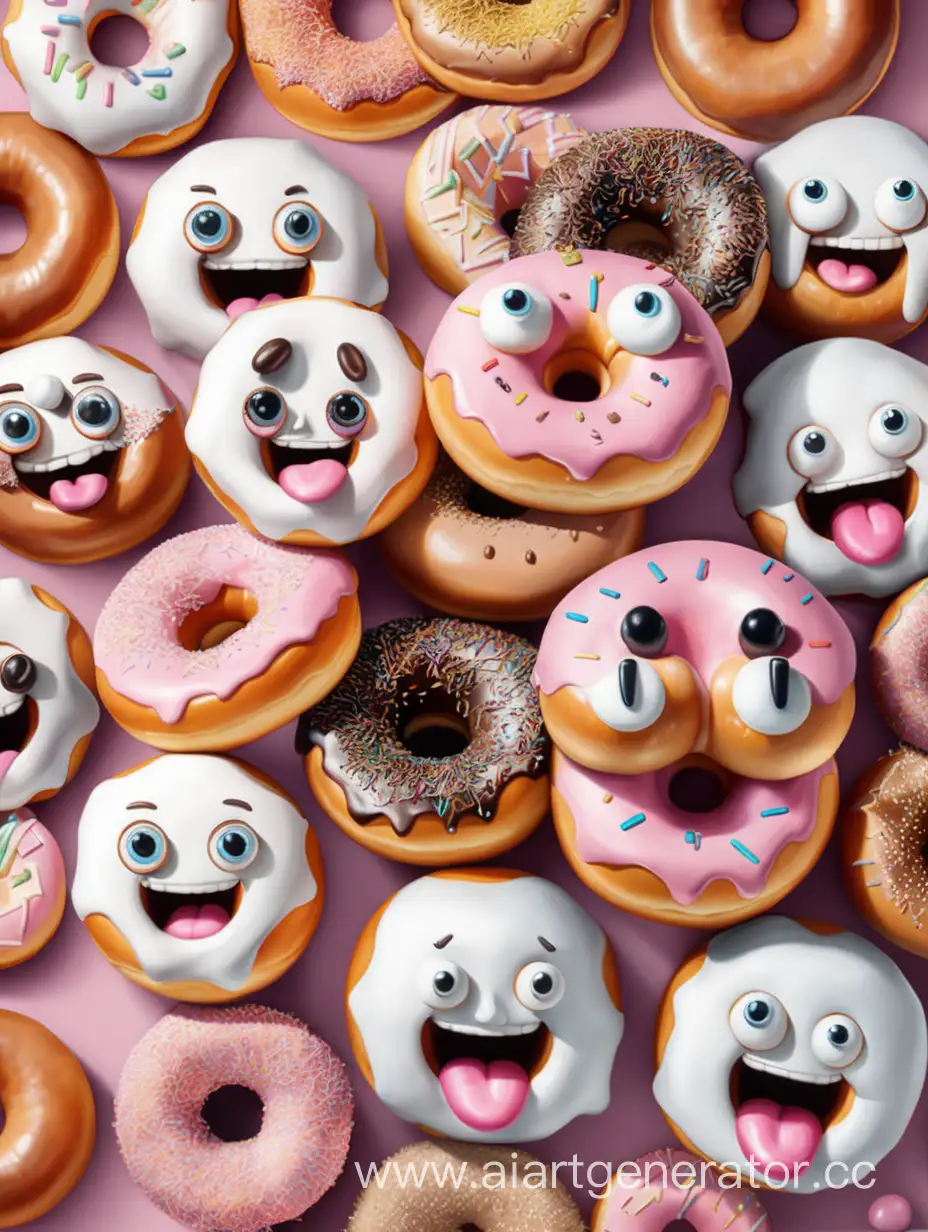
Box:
(739, 608), (786, 657)
(621, 606), (668, 657)
(0, 654), (36, 694)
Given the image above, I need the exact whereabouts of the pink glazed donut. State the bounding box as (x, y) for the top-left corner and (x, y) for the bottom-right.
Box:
(115, 1003), (353, 1232)
(872, 578), (928, 750)
(424, 249), (731, 514)
(0, 807), (65, 967)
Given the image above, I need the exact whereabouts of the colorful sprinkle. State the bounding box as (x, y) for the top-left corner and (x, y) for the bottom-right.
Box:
(650, 372), (669, 387)
(648, 561), (668, 583)
(57, 12), (81, 22)
(686, 831), (702, 851)
(809, 639), (832, 648)
(514, 392), (527, 405)
(43, 0), (67, 6)
(606, 411), (621, 424)
(783, 573), (795, 582)
(621, 812), (646, 832)
(456, 305), (480, 316)
(74, 60), (93, 79)
(51, 52), (68, 82)
(599, 587), (621, 599)
(696, 557), (709, 580)
(761, 559), (774, 575)
(40, 24), (59, 34)
(535, 410), (549, 423)
(43, 40), (55, 73)
(574, 652), (601, 660)
(731, 839), (760, 865)
(147, 84), (166, 100)
(165, 42), (186, 58)
(630, 392), (651, 407)
(573, 409), (585, 423)
(801, 593), (814, 605)
(425, 170), (459, 200)
(103, 79), (113, 107)
(589, 274), (599, 312)
(142, 67), (172, 77)
(137, 0), (161, 12)
(602, 793), (614, 804)
(75, 75), (87, 99)
(760, 806), (789, 818)
(481, 358), (498, 372)
(565, 612), (589, 624)
(684, 334), (705, 344)
(122, 67), (140, 84)
(558, 245), (582, 266)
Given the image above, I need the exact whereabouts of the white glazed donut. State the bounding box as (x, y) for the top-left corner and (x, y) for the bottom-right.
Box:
(127, 137), (390, 359)
(1, 0), (237, 157)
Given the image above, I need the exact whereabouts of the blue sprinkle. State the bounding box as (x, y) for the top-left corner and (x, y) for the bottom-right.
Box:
(685, 830), (702, 850)
(57, 13), (81, 22)
(621, 812), (646, 832)
(599, 587), (621, 599)
(696, 557), (709, 580)
(783, 573), (795, 582)
(565, 611), (589, 623)
(761, 806), (789, 818)
(589, 275), (599, 313)
(801, 593), (814, 605)
(122, 67), (141, 84)
(761, 559), (774, 575)
(731, 839), (760, 865)
(141, 67), (172, 77)
(647, 561), (667, 583)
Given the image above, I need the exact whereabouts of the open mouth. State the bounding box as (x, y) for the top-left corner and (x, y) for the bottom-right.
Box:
(140, 879), (242, 940)
(0, 698), (33, 786)
(14, 443), (119, 512)
(807, 236), (905, 294)
(266, 438), (353, 505)
(422, 1018), (551, 1133)
(799, 467), (917, 566)
(200, 259), (309, 320)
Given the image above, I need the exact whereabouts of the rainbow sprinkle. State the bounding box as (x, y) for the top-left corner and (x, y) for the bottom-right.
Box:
(630, 392), (651, 407)
(122, 67), (140, 84)
(731, 839), (760, 864)
(457, 305), (480, 316)
(164, 42), (186, 59)
(142, 67), (172, 77)
(40, 24), (59, 34)
(74, 60), (93, 79)
(589, 274), (599, 312)
(57, 12), (80, 22)
(574, 652), (600, 660)
(481, 358), (498, 372)
(147, 84), (167, 100)
(602, 792), (613, 804)
(648, 561), (667, 583)
(75, 75), (87, 99)
(801, 593), (814, 605)
(43, 40), (55, 73)
(761, 806), (789, 817)
(783, 573), (795, 582)
(761, 559), (774, 575)
(573, 409), (585, 423)
(599, 587), (621, 599)
(514, 392), (527, 406)
(809, 640), (831, 649)
(51, 52), (68, 82)
(103, 79), (113, 107)
(621, 813), (646, 832)
(559, 245), (582, 266)
(43, 0), (67, 6)
(696, 557), (709, 580)
(686, 831), (702, 851)
(684, 334), (704, 344)
(565, 612), (589, 624)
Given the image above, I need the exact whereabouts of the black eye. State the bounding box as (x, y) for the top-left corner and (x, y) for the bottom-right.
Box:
(326, 392), (368, 438)
(433, 970), (456, 995)
(739, 608), (787, 658)
(621, 606), (668, 657)
(532, 971), (554, 996)
(745, 998), (772, 1025)
(0, 654), (35, 694)
(803, 431), (827, 455)
(131, 832), (157, 859)
(502, 287), (531, 316)
(881, 407), (908, 434)
(634, 290), (661, 318)
(894, 179), (916, 202)
(243, 388), (286, 437)
(828, 1023), (850, 1046)
(72, 387), (120, 439)
(802, 179), (827, 202)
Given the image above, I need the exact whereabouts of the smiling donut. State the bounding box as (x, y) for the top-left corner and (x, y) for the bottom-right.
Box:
(347, 869), (622, 1142)
(72, 754), (324, 1003)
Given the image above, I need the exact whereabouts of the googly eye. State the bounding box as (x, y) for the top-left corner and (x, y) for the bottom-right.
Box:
(0, 403), (40, 454)
(515, 962), (565, 1012)
(730, 992), (790, 1051)
(811, 1014), (864, 1069)
(419, 960), (470, 1010)
(788, 177), (848, 234)
(875, 177), (927, 233)
(739, 609), (786, 658)
(606, 284), (682, 356)
(587, 658), (666, 733)
(243, 387), (287, 438)
(787, 425), (840, 481)
(621, 606), (668, 658)
(208, 822), (259, 873)
(273, 201), (323, 255)
(118, 822), (169, 874)
(326, 391), (369, 439)
(868, 404), (922, 459)
(479, 283), (554, 354)
(71, 386), (121, 441)
(184, 202), (233, 254)
(731, 657), (812, 737)
(0, 654), (35, 695)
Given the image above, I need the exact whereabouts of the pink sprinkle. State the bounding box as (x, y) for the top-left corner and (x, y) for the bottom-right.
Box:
(40, 24), (59, 33)
(43, 40), (55, 73)
(103, 79), (113, 107)
(43, 0), (67, 6)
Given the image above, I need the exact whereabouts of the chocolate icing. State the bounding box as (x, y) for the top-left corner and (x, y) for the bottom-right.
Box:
(296, 617), (547, 836)
(337, 342), (367, 383)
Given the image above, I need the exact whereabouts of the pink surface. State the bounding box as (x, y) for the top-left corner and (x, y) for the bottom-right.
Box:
(2, 3), (928, 1230)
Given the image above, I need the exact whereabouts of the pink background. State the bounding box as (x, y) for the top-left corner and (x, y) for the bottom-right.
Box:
(1, 1), (927, 1229)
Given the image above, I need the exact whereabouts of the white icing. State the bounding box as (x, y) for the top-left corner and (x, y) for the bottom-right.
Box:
(348, 873), (623, 1142)
(186, 297), (423, 544)
(127, 137), (389, 358)
(3, 0), (234, 156)
(754, 116), (928, 324)
(733, 337), (928, 597)
(653, 916), (927, 1194)
(0, 578), (98, 810)
(71, 755), (320, 992)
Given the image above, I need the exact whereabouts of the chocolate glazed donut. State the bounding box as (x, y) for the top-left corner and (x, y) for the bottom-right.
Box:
(511, 128), (769, 346)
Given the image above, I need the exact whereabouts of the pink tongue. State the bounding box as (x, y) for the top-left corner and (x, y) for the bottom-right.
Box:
(0, 750), (17, 784)
(49, 472), (108, 512)
(278, 460), (348, 504)
(816, 259), (879, 293)
(439, 1058), (530, 1133)
(735, 1098), (822, 1174)
(831, 498), (905, 565)
(226, 293), (284, 320)
(163, 903), (230, 940)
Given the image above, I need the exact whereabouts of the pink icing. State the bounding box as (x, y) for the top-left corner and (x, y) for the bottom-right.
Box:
(0, 808), (65, 957)
(534, 540), (856, 707)
(554, 750), (836, 903)
(425, 250), (731, 481)
(94, 524), (357, 724)
(872, 579), (928, 750)
(115, 1003), (353, 1232)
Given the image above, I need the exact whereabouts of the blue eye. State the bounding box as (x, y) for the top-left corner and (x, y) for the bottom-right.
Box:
(72, 387), (121, 440)
(894, 179), (916, 202)
(744, 998), (773, 1026)
(119, 823), (168, 874)
(274, 201), (323, 254)
(184, 202), (232, 254)
(0, 404), (40, 454)
(634, 291), (662, 318)
(881, 407), (908, 434)
(501, 287), (532, 317)
(327, 391), (368, 438)
(209, 822), (259, 872)
(243, 388), (286, 438)
(802, 179), (828, 203)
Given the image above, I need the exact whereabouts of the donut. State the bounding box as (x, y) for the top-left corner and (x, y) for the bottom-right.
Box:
(0, 578), (98, 810)
(392, 0), (630, 102)
(127, 137), (390, 360)
(0, 337), (190, 565)
(93, 524), (360, 752)
(2, 0), (237, 157)
(405, 103), (586, 295)
(187, 298), (437, 545)
(347, 869), (623, 1141)
(378, 453), (645, 621)
(348, 1142), (585, 1232)
(533, 540), (856, 781)
(871, 577), (928, 750)
(240, 0), (454, 142)
(0, 808), (65, 968)
(510, 128), (770, 347)
(73, 754), (325, 1002)
(591, 1147), (770, 1232)
(552, 748), (839, 928)
(653, 916), (927, 1194)
(0, 1010), (95, 1228)
(424, 249), (731, 514)
(755, 116), (928, 344)
(650, 1), (899, 144)
(115, 1003), (353, 1232)
(297, 617), (549, 865)
(0, 114), (118, 347)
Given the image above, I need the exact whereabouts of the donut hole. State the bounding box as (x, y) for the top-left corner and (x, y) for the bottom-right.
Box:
(668, 763), (729, 814)
(545, 349), (610, 403)
(331, 0), (395, 40)
(0, 204), (27, 255)
(88, 11), (150, 67)
(499, 209), (521, 238)
(663, 1223), (698, 1232)
(465, 481), (528, 520)
(741, 0), (797, 41)
(395, 675), (471, 759)
(177, 586), (258, 652)
(603, 219), (672, 263)
(201, 1084), (264, 1142)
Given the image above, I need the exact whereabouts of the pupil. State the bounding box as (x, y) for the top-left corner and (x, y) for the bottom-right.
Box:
(131, 832), (157, 859)
(221, 832), (247, 858)
(532, 972), (554, 995)
(896, 180), (914, 198)
(747, 1000), (770, 1023)
(503, 288), (529, 312)
(621, 605), (668, 656)
(330, 393), (363, 425)
(287, 211), (311, 236)
(829, 1024), (850, 1045)
(4, 412), (30, 440)
(434, 971), (455, 994)
(805, 180), (825, 200)
(79, 395), (111, 426)
(195, 209), (222, 238)
(804, 431), (826, 454)
(635, 291), (657, 314)
(740, 608), (786, 656)
(883, 408), (905, 432)
(249, 391), (281, 422)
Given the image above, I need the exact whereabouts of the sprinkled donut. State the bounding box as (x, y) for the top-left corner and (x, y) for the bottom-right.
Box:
(425, 249), (731, 514)
(115, 1003), (353, 1232)
(511, 128), (769, 346)
(2, 0), (237, 157)
(871, 578), (928, 751)
(240, 0), (454, 142)
(406, 103), (586, 295)
(297, 617), (548, 865)
(0, 808), (65, 968)
(94, 524), (360, 752)
(348, 1142), (585, 1232)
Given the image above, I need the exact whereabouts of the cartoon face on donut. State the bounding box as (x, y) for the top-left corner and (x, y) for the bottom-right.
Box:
(653, 917), (927, 1194)
(347, 870), (623, 1142)
(756, 116), (928, 342)
(734, 338), (928, 598)
(186, 298), (436, 545)
(72, 755), (324, 1002)
(0, 337), (189, 564)
(127, 137), (389, 358)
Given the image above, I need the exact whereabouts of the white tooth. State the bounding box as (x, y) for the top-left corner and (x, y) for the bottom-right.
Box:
(45, 456), (70, 472)
(806, 467), (906, 495)
(0, 697), (23, 717)
(864, 238), (881, 251)
(66, 448), (92, 466)
(431, 1019), (540, 1037)
(144, 878), (238, 894)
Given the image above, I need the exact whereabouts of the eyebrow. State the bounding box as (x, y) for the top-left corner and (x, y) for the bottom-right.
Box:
(284, 184), (307, 195)
(433, 934), (453, 950)
(538, 936), (556, 952)
(0, 384), (23, 394)
(190, 184), (216, 193)
(72, 373), (102, 384)
(223, 798), (252, 811)
(127, 801), (157, 810)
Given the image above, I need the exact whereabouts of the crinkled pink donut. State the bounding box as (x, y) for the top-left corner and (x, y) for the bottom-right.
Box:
(872, 578), (928, 750)
(115, 1003), (353, 1232)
